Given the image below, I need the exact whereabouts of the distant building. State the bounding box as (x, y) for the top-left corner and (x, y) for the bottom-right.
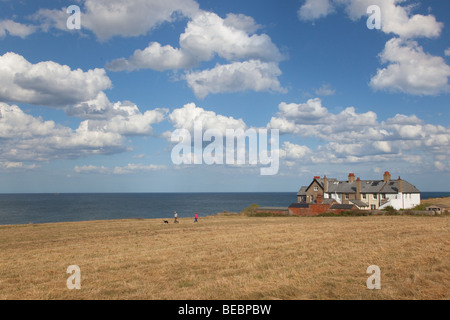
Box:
(426, 204), (449, 214)
(296, 171), (420, 210)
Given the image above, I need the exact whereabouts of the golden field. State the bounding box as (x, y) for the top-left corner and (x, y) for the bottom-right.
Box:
(421, 197), (450, 208)
(0, 214), (449, 300)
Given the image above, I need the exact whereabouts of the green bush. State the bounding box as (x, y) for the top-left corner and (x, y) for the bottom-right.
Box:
(412, 203), (430, 211)
(241, 204), (260, 216)
(383, 206), (399, 215)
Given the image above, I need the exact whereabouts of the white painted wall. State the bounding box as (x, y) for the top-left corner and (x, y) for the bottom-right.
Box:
(381, 193), (421, 210)
(326, 192), (421, 210)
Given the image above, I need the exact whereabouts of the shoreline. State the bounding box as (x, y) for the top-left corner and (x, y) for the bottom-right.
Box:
(1, 209), (447, 228)
(0, 195), (448, 227)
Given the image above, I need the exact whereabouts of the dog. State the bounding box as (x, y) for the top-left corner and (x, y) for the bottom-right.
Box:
(163, 220), (169, 224)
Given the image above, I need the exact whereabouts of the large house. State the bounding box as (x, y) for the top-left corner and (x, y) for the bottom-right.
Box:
(297, 171), (420, 210)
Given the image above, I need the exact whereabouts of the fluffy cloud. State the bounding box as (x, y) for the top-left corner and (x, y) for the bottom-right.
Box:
(276, 99), (329, 123)
(168, 102), (246, 134)
(185, 60), (286, 98)
(0, 20), (36, 38)
(33, 0), (200, 41)
(0, 101), (166, 164)
(299, 0), (443, 39)
(179, 11), (283, 63)
(223, 13), (262, 34)
(298, 0), (335, 21)
(86, 105), (167, 136)
(0, 52), (166, 134)
(280, 142), (312, 160)
(445, 48), (450, 57)
(269, 98), (378, 137)
(315, 84), (336, 96)
(106, 10), (285, 97)
(340, 0), (443, 39)
(0, 103), (125, 162)
(107, 10), (284, 71)
(298, 0), (446, 97)
(370, 38), (450, 95)
(69, 92), (168, 135)
(106, 42), (194, 72)
(0, 52), (112, 107)
(268, 98), (450, 170)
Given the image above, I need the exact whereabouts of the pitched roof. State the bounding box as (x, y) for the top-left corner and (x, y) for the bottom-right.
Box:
(379, 180), (420, 193)
(297, 186), (307, 196)
(316, 178), (420, 194)
(350, 200), (369, 207)
(321, 198), (336, 205)
(426, 204), (448, 209)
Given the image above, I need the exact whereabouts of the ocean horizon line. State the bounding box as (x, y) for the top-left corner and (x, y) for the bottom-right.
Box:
(0, 192), (448, 226)
(0, 191), (449, 195)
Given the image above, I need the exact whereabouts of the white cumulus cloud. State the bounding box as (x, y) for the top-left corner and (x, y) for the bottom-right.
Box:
(168, 102), (247, 134)
(0, 52), (112, 107)
(107, 10), (284, 71)
(299, 0), (443, 39)
(370, 38), (450, 96)
(106, 9), (286, 97)
(0, 20), (36, 38)
(267, 98), (450, 170)
(298, 0), (335, 21)
(33, 0), (200, 41)
(185, 60), (286, 99)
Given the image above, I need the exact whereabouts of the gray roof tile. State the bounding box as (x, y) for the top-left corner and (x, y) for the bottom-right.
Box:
(320, 179), (420, 194)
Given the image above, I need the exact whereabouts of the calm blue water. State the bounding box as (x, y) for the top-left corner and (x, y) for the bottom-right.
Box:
(0, 192), (448, 226)
(0, 193), (297, 225)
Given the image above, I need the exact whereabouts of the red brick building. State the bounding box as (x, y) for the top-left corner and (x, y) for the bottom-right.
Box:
(288, 194), (358, 216)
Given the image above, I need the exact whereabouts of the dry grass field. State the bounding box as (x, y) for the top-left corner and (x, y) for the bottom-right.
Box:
(422, 197), (450, 207)
(0, 214), (449, 300)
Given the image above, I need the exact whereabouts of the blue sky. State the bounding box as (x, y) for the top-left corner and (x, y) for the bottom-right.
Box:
(0, 0), (449, 193)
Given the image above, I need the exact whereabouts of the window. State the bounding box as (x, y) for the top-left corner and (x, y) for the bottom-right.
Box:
(362, 194), (367, 199)
(310, 195), (313, 202)
(371, 205), (376, 210)
(345, 194), (349, 200)
(382, 194), (386, 199)
(373, 194), (377, 199)
(314, 186), (318, 191)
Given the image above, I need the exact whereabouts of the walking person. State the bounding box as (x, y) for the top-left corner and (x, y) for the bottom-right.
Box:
(194, 212), (198, 223)
(174, 211), (179, 224)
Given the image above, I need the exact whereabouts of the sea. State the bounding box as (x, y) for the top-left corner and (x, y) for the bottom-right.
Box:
(0, 192), (448, 226)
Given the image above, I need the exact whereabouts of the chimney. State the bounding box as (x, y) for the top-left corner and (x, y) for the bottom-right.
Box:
(323, 175), (328, 193)
(348, 173), (355, 183)
(398, 176), (403, 193)
(356, 177), (361, 200)
(314, 176), (320, 180)
(384, 171), (391, 183)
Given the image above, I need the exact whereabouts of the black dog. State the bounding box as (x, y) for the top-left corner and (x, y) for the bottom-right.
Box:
(163, 220), (169, 224)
